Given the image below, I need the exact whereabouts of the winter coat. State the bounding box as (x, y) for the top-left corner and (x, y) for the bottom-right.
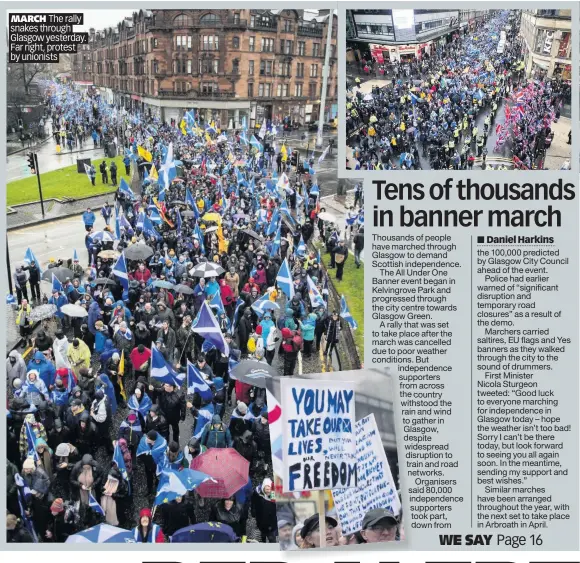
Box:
(200, 415), (233, 449)
(251, 487), (277, 534)
(6, 350), (27, 385)
(27, 351), (56, 390)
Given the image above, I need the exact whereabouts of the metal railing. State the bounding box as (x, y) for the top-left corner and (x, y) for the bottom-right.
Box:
(297, 25), (323, 38)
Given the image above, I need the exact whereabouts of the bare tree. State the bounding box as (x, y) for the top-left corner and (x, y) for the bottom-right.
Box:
(8, 62), (49, 95)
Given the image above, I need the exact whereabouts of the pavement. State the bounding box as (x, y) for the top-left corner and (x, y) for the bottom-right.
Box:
(346, 77), (571, 171)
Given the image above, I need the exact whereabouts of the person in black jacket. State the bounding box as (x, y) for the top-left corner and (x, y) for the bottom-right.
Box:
(161, 495), (195, 537)
(353, 226), (364, 268)
(152, 382), (186, 443)
(47, 419), (72, 453)
(144, 405), (170, 442)
(69, 454), (104, 504)
(251, 478), (277, 543)
(45, 498), (77, 542)
(210, 497), (245, 538)
(233, 429), (256, 465)
(6, 514), (33, 543)
(72, 411), (98, 457)
(24, 260), (41, 303)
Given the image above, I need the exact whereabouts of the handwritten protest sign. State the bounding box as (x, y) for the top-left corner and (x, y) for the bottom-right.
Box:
(332, 414), (401, 535)
(280, 378), (357, 493)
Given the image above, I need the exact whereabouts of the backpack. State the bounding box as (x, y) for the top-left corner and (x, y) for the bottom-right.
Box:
(292, 333), (304, 352)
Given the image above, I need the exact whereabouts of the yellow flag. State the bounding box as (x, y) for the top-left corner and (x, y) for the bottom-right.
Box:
(137, 145), (152, 162)
(149, 164), (158, 181)
(180, 119), (187, 135)
(118, 350), (127, 401)
(280, 144), (288, 162)
(205, 133), (212, 144)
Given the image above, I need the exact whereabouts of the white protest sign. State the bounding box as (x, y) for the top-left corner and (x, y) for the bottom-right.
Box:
(280, 378), (357, 493)
(332, 413), (401, 535)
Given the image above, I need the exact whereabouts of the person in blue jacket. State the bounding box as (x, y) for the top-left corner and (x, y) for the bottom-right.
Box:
(101, 202), (112, 226)
(48, 288), (68, 323)
(299, 312), (317, 357)
(82, 207), (96, 232)
(123, 154), (131, 175)
(27, 351), (56, 390)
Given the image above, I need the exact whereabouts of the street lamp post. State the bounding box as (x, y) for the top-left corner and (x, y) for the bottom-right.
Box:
(33, 153), (45, 218)
(6, 237), (13, 295)
(316, 12), (334, 147)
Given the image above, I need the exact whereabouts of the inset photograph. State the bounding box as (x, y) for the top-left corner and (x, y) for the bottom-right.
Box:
(266, 369), (402, 549)
(345, 9), (572, 171)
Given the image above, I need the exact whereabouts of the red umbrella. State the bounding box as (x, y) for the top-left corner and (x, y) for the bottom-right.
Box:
(191, 448), (250, 498)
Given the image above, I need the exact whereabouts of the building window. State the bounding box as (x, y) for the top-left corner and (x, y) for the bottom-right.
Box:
(295, 83), (303, 97)
(308, 83), (317, 98)
(175, 81), (189, 93)
(174, 14), (193, 27)
(296, 62), (304, 78)
(201, 82), (218, 94)
(258, 83), (271, 97)
(297, 41), (305, 56)
(248, 60), (254, 75)
(176, 35), (192, 50)
(283, 19), (292, 32)
(313, 43), (320, 57)
(310, 64), (318, 78)
(201, 35), (219, 51)
(152, 60), (159, 74)
(232, 36), (240, 49)
(260, 60), (273, 76)
(249, 37), (255, 52)
(232, 59), (239, 74)
(279, 39), (293, 54)
(233, 13), (240, 24)
(199, 58), (219, 74)
(278, 62), (291, 77)
(248, 82), (254, 97)
(277, 84), (289, 97)
(151, 38), (158, 49)
(175, 59), (190, 74)
(261, 38), (274, 52)
(200, 13), (220, 25)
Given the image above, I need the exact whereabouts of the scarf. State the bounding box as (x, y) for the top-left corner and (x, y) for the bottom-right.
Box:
(101, 476), (119, 526)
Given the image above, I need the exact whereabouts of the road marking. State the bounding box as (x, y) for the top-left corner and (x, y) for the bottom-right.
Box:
(298, 350), (303, 375)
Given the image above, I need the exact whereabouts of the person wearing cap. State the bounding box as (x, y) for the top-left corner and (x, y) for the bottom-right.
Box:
(360, 508), (399, 543)
(299, 513), (341, 548)
(46, 498), (77, 542)
(278, 519), (294, 550)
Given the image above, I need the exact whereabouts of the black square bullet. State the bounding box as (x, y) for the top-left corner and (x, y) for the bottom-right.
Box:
(477, 236), (485, 243)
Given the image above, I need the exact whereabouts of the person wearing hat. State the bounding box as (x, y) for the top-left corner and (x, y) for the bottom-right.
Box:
(360, 508), (399, 543)
(278, 519), (294, 550)
(20, 456), (52, 537)
(46, 497), (77, 542)
(251, 478), (277, 543)
(299, 513), (340, 548)
(66, 338), (91, 380)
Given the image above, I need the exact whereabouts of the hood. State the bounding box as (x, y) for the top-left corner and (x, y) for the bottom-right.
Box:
(33, 351), (47, 364)
(89, 301), (100, 312)
(81, 454), (94, 466)
(211, 414), (222, 424)
(241, 430), (253, 443)
(103, 339), (114, 351)
(308, 313), (317, 322)
(79, 411), (90, 423)
(71, 385), (82, 396)
(9, 350), (22, 361)
(35, 437), (50, 451)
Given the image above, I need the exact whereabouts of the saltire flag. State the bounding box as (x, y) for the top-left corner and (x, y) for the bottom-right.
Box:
(128, 392), (152, 417)
(119, 178), (136, 201)
(266, 210), (280, 236)
(276, 172), (289, 191)
(112, 253), (129, 298)
(52, 273), (64, 294)
(194, 223), (206, 254)
(142, 214), (161, 241)
(258, 121), (267, 139)
(88, 492), (105, 516)
(235, 167), (246, 186)
(241, 116), (247, 130)
(318, 145), (330, 164)
(230, 297), (245, 335)
(270, 221), (282, 257)
(187, 362), (213, 401)
(125, 147), (137, 162)
(239, 130), (249, 146)
(340, 294), (358, 330)
(279, 200), (296, 226)
(294, 235), (306, 257)
(193, 403), (215, 439)
(208, 290), (225, 316)
(154, 467), (215, 506)
(205, 121), (218, 135)
(410, 93), (420, 104)
(175, 208), (183, 233)
(185, 188), (199, 219)
(25, 421), (40, 461)
(250, 135), (263, 153)
(159, 142), (176, 189)
(307, 275), (326, 309)
(137, 145), (152, 162)
(310, 183), (320, 197)
(276, 258), (295, 300)
(148, 205), (163, 225)
(24, 248), (43, 275)
(250, 292), (272, 319)
(72, 249), (79, 263)
(113, 441), (131, 495)
(137, 431), (167, 466)
(150, 343), (185, 387)
(119, 213), (134, 236)
(14, 473), (38, 542)
(83, 163), (94, 183)
(192, 301), (229, 356)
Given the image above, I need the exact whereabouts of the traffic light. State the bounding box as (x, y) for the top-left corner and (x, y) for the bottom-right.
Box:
(27, 152), (36, 174)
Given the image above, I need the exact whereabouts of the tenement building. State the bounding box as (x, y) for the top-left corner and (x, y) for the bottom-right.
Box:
(72, 9), (338, 129)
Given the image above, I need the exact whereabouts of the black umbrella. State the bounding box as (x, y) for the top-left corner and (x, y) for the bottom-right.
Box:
(124, 243), (154, 261)
(174, 284), (194, 295)
(94, 277), (117, 286)
(230, 360), (278, 388)
(241, 229), (263, 242)
(41, 266), (74, 283)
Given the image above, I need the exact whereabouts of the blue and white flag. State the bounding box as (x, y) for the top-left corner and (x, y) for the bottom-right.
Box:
(310, 183), (320, 196)
(185, 188), (197, 214)
(112, 441), (131, 495)
(294, 235), (306, 257)
(239, 130), (249, 146)
(193, 403), (214, 439)
(276, 259), (295, 300)
(208, 290), (225, 316)
(73, 249), (79, 263)
(24, 248), (43, 275)
(114, 214), (121, 240)
(266, 210), (280, 236)
(14, 473), (38, 542)
(142, 214), (161, 241)
(270, 221), (282, 257)
(119, 178), (136, 200)
(175, 208), (183, 233)
(136, 432), (167, 466)
(154, 468), (215, 506)
(88, 492), (105, 516)
(192, 301), (229, 356)
(148, 206), (162, 225)
(112, 253), (129, 297)
(127, 393), (153, 417)
(250, 292), (272, 318)
(119, 213), (135, 236)
(194, 223), (206, 254)
(250, 135), (263, 153)
(150, 344), (185, 387)
(52, 273), (64, 294)
(159, 142), (177, 189)
(307, 275), (326, 309)
(230, 297), (245, 335)
(24, 421), (40, 461)
(340, 295), (358, 329)
(187, 362), (213, 401)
